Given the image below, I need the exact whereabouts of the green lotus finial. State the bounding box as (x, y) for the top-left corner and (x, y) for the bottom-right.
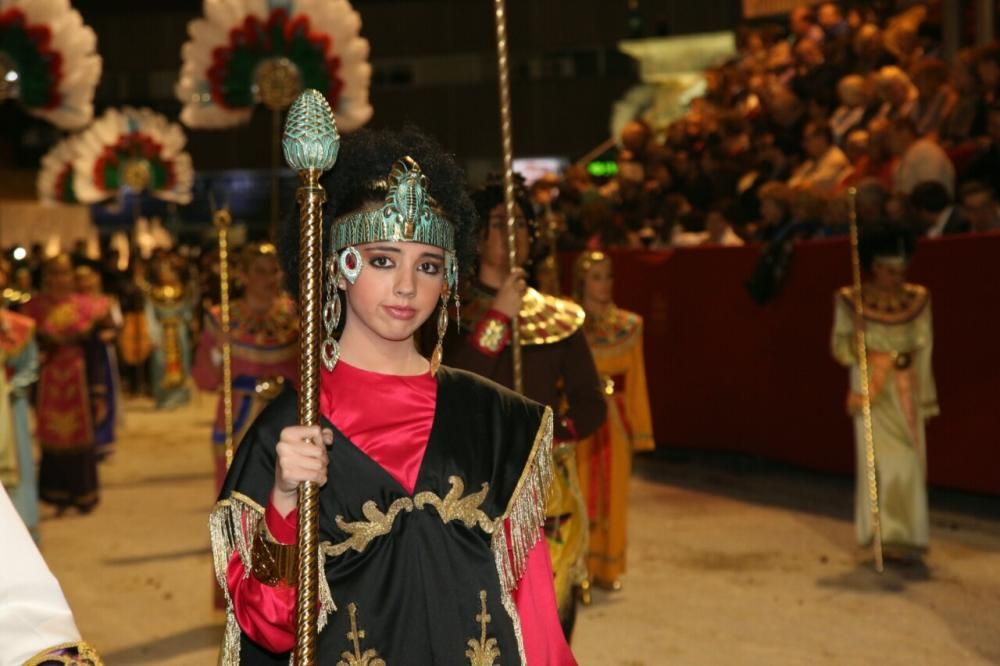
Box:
(282, 89), (340, 172)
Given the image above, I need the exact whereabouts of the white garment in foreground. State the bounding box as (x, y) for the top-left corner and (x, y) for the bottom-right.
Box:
(0, 483), (82, 666)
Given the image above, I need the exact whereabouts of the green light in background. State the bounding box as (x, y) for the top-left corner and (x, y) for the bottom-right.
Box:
(587, 160), (619, 177)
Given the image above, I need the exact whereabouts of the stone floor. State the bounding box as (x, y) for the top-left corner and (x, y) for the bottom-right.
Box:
(35, 395), (1000, 665)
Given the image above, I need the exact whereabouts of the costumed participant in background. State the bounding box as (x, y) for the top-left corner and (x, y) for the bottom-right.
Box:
(831, 225), (937, 563)
(193, 242), (299, 491)
(119, 258), (153, 397)
(0, 264), (40, 538)
(23, 255), (111, 514)
(573, 251), (654, 591)
(75, 266), (122, 460)
(213, 128), (575, 665)
(146, 255), (193, 409)
(0, 486), (103, 665)
(441, 179), (606, 636)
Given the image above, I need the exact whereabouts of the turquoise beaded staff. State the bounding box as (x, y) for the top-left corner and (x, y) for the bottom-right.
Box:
(282, 89), (340, 664)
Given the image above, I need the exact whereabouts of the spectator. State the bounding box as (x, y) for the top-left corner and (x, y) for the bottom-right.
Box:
(854, 178), (890, 226)
(909, 181), (970, 237)
(851, 24), (897, 74)
(962, 103), (1000, 195)
(943, 48), (982, 143)
(887, 117), (955, 195)
(789, 6), (823, 45)
(910, 58), (958, 137)
(873, 66), (918, 124)
(830, 74), (875, 145)
(839, 128), (873, 188)
(703, 203), (745, 247)
(791, 37), (841, 112)
(958, 181), (1000, 233)
(753, 181), (794, 242)
(788, 121), (851, 193)
(818, 191), (851, 237)
(975, 43), (1000, 110)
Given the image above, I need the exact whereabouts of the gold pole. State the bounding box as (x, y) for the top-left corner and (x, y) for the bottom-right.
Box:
(492, 0), (523, 394)
(213, 201), (236, 469)
(283, 89), (339, 666)
(847, 188), (885, 573)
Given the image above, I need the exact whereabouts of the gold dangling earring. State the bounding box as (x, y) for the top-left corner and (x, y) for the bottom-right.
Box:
(430, 293), (448, 375)
(322, 257), (341, 371)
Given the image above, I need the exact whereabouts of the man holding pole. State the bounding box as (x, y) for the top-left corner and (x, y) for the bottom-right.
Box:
(443, 181), (607, 636)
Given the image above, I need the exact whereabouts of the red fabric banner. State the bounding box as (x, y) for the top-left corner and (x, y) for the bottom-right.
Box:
(563, 232), (1000, 495)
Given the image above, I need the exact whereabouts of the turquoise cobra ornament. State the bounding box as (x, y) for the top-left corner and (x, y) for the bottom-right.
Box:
(282, 88), (339, 666)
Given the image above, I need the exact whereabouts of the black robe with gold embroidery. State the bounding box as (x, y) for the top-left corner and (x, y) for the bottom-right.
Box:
(211, 366), (553, 665)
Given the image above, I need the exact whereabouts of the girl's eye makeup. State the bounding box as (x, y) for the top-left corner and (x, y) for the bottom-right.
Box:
(419, 262), (442, 275)
(369, 255), (394, 269)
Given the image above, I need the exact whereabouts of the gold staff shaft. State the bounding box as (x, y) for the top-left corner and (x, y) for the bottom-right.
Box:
(215, 209), (235, 469)
(293, 168), (324, 664)
(847, 187), (884, 573)
(492, 0), (523, 395)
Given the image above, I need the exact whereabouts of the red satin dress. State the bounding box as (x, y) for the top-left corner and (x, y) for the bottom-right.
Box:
(226, 360), (576, 665)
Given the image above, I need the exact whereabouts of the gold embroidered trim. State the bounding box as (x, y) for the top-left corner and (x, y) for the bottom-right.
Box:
(337, 603), (386, 666)
(323, 478), (497, 558)
(323, 497), (415, 557)
(478, 317), (508, 353)
(415, 477), (493, 532)
(465, 590), (501, 666)
(24, 641), (104, 665)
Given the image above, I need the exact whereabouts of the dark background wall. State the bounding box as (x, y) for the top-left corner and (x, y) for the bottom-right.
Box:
(0, 0), (743, 178)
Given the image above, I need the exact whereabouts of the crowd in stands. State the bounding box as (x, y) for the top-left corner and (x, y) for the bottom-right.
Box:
(535, 2), (1000, 254)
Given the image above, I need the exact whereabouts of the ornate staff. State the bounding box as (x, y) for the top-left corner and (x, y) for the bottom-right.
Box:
(211, 195), (236, 469)
(847, 187), (884, 573)
(491, 0), (523, 394)
(282, 89), (340, 664)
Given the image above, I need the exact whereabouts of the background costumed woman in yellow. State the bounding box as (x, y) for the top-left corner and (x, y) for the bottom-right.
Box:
(573, 251), (654, 590)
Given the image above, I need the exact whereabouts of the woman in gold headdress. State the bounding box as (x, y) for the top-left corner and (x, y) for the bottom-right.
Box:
(193, 243), (299, 491)
(573, 251), (654, 590)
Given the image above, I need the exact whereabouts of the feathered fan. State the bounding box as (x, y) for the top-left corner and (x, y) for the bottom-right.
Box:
(37, 132), (81, 203)
(71, 107), (194, 205)
(176, 0), (372, 129)
(0, 0), (101, 129)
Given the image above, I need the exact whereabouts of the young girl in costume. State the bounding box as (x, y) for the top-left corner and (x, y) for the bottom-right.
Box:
(212, 128), (575, 665)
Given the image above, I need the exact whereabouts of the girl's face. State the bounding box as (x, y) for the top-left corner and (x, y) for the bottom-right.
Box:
(341, 241), (446, 344)
(243, 254), (283, 302)
(584, 259), (613, 305)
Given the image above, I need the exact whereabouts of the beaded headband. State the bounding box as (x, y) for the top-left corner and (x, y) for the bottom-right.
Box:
(329, 156), (455, 254)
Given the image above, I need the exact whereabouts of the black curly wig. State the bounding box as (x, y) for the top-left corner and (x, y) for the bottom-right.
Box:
(859, 223), (916, 273)
(470, 175), (536, 235)
(278, 126), (477, 296)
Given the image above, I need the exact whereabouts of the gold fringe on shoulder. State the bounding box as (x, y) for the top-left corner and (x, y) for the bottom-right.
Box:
(490, 406), (554, 665)
(209, 492), (335, 665)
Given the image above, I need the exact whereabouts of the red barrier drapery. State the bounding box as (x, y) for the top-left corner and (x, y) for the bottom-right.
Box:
(563, 233), (1000, 495)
